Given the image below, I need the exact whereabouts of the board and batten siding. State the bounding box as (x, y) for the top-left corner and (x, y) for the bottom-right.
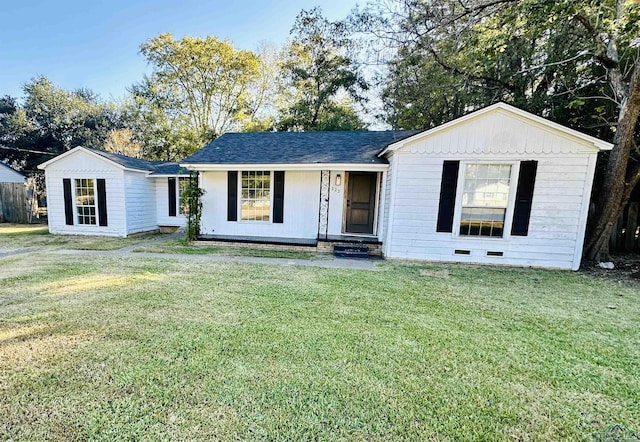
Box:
(123, 170), (158, 235)
(384, 110), (599, 270)
(0, 164), (25, 183)
(154, 178), (187, 227)
(44, 151), (127, 236)
(199, 170), (321, 239)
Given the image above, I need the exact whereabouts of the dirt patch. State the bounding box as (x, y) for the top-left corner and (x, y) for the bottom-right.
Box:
(581, 254), (640, 288)
(0, 324), (95, 370)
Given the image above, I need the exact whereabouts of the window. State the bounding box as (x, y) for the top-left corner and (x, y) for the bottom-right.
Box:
(241, 171), (271, 221)
(178, 177), (189, 215)
(459, 164), (512, 237)
(75, 178), (96, 225)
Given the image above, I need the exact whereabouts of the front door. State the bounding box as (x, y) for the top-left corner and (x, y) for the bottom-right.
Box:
(345, 172), (377, 234)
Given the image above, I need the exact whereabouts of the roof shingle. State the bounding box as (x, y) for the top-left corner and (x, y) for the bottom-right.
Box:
(181, 131), (420, 165)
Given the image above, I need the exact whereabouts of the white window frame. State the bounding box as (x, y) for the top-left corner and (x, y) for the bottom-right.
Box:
(452, 161), (521, 240)
(178, 177), (189, 215)
(73, 178), (98, 226)
(238, 170), (273, 223)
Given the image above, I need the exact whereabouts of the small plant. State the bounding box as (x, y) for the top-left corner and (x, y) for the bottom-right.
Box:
(181, 172), (204, 241)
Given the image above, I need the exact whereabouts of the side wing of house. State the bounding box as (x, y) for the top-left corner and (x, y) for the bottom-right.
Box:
(123, 170), (158, 235)
(42, 149), (127, 236)
(0, 163), (25, 183)
(383, 108), (603, 270)
(154, 176), (190, 228)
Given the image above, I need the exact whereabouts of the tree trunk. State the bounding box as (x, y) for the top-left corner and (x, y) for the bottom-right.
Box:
(584, 64), (640, 261)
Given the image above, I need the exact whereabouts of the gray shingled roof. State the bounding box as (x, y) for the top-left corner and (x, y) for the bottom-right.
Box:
(148, 163), (190, 176)
(0, 161), (25, 176)
(181, 130), (421, 165)
(83, 148), (185, 175)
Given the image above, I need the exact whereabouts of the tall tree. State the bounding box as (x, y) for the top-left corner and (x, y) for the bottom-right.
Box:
(358, 0), (640, 261)
(278, 8), (368, 131)
(139, 33), (260, 144)
(0, 77), (120, 171)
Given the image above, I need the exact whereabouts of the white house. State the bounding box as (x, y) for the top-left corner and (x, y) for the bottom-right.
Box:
(38, 147), (188, 236)
(180, 103), (611, 270)
(40, 103), (612, 269)
(0, 161), (26, 183)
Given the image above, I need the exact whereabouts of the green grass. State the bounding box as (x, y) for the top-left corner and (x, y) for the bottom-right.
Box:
(1, 252), (638, 441)
(0, 223), (162, 251)
(134, 238), (328, 260)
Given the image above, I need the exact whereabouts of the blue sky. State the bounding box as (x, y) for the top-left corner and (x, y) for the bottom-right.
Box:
(1, 0), (359, 101)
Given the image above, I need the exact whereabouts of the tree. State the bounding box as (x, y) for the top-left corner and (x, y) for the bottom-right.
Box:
(103, 128), (142, 158)
(357, 0), (640, 261)
(278, 8), (368, 131)
(0, 77), (120, 171)
(139, 33), (261, 144)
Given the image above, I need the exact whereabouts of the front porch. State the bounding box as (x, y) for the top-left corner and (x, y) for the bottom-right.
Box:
(195, 233), (383, 257)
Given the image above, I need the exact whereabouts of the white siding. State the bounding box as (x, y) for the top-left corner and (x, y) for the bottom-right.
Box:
(199, 170), (321, 239)
(154, 177), (187, 227)
(0, 164), (25, 183)
(384, 111), (599, 270)
(43, 151), (126, 236)
(123, 170), (158, 235)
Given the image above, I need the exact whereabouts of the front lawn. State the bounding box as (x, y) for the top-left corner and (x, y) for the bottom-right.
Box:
(0, 253), (638, 440)
(0, 223), (161, 251)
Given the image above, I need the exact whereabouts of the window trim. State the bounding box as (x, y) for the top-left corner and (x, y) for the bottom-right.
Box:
(178, 177), (189, 215)
(73, 178), (98, 226)
(452, 161), (521, 240)
(237, 170), (274, 223)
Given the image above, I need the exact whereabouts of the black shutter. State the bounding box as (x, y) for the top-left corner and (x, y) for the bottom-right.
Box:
(227, 171), (238, 221)
(273, 171), (285, 223)
(511, 161), (538, 236)
(97, 179), (108, 226)
(63, 178), (74, 225)
(168, 177), (176, 217)
(436, 161), (460, 233)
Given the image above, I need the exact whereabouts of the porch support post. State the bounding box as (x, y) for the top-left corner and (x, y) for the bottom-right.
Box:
(318, 170), (330, 239)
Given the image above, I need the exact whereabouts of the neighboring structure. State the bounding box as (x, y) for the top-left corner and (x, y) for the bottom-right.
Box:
(38, 147), (188, 236)
(0, 161), (26, 183)
(181, 103), (611, 270)
(0, 161), (31, 223)
(40, 103), (613, 269)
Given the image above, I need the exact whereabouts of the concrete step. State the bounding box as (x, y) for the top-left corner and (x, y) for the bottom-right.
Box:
(333, 244), (369, 259)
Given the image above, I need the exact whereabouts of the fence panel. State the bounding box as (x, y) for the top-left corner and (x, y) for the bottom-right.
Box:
(0, 182), (33, 224)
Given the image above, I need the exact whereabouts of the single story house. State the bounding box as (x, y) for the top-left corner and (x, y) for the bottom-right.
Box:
(39, 103), (612, 269)
(180, 103), (611, 270)
(0, 161), (26, 183)
(38, 147), (189, 236)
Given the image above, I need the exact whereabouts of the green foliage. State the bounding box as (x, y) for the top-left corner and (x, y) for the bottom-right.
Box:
(180, 172), (204, 241)
(0, 77), (121, 171)
(278, 8), (367, 131)
(134, 33), (261, 155)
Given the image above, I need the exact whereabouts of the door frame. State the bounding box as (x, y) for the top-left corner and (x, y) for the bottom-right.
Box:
(342, 171), (381, 236)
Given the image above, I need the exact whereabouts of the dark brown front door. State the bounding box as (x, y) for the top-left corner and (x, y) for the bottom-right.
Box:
(345, 172), (377, 234)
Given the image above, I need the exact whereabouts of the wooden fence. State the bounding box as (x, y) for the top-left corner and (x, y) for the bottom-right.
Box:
(0, 182), (36, 224)
(610, 202), (640, 253)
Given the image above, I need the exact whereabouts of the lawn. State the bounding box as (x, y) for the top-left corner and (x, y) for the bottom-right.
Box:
(0, 223), (161, 251)
(0, 248), (638, 440)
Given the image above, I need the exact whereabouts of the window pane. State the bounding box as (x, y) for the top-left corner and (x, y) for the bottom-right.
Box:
(459, 208), (506, 238)
(240, 171), (271, 221)
(462, 164), (511, 208)
(75, 178), (97, 225)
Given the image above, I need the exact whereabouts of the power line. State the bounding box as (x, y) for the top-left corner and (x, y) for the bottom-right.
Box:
(0, 146), (56, 155)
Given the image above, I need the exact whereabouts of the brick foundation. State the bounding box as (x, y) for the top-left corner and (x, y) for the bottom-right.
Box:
(192, 239), (383, 256)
